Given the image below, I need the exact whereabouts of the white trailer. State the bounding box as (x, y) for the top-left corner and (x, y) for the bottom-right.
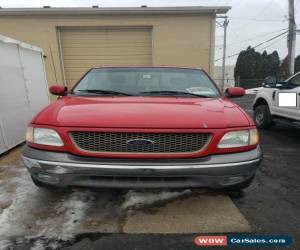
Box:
(0, 35), (49, 154)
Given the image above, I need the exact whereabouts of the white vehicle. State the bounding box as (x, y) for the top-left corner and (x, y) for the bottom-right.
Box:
(253, 72), (300, 128)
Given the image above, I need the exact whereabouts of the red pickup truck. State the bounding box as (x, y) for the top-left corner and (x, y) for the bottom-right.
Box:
(22, 66), (262, 190)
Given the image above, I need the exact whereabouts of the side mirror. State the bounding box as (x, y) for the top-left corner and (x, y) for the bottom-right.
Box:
(49, 84), (67, 96)
(225, 87), (245, 98)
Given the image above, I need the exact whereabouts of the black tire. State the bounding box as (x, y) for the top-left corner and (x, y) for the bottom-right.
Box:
(254, 105), (273, 129)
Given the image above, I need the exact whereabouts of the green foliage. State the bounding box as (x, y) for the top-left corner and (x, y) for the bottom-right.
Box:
(235, 47), (280, 81)
(268, 51), (280, 77)
(279, 56), (289, 80)
(234, 46), (298, 87)
(278, 55), (300, 79)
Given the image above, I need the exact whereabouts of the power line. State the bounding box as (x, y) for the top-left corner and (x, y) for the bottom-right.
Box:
(257, 34), (288, 51)
(230, 0), (244, 9)
(215, 28), (288, 49)
(215, 30), (288, 62)
(228, 16), (287, 22)
(220, 0), (234, 5)
(230, 0), (278, 31)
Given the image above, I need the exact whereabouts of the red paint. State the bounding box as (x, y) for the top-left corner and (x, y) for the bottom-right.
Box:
(49, 85), (67, 96)
(194, 236), (227, 246)
(28, 67), (258, 159)
(33, 96), (250, 129)
(93, 65), (202, 70)
(226, 87), (246, 98)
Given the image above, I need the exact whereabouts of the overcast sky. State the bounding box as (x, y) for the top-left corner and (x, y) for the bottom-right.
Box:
(0, 0), (299, 66)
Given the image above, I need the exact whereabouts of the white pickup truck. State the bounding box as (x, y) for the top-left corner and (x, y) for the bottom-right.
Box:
(253, 72), (300, 128)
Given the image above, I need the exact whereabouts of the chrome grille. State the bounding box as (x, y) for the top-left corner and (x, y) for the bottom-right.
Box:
(70, 132), (210, 154)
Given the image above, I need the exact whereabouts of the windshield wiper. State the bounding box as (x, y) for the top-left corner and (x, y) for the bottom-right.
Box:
(75, 89), (132, 96)
(138, 90), (212, 98)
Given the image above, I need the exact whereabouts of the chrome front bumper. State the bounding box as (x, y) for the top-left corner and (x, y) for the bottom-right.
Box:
(22, 146), (263, 188)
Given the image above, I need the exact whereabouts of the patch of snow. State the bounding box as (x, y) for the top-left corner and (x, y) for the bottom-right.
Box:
(1, 161), (195, 248)
(122, 189), (191, 209)
(30, 239), (45, 250)
(57, 191), (94, 240)
(47, 241), (61, 250)
(0, 239), (12, 250)
(0, 164), (94, 242)
(32, 190), (95, 241)
(24, 237), (63, 250)
(0, 168), (39, 237)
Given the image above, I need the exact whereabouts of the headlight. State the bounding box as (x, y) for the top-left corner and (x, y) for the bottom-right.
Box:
(217, 129), (259, 149)
(26, 127), (64, 146)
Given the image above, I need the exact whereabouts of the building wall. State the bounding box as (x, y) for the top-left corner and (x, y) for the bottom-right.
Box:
(0, 14), (215, 87)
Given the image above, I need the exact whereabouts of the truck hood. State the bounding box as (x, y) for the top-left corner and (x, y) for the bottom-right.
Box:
(33, 96), (251, 129)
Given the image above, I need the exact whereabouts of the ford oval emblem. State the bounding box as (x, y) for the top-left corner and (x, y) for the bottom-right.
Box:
(126, 139), (154, 146)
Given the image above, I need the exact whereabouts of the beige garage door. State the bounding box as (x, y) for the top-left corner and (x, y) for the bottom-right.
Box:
(60, 27), (152, 87)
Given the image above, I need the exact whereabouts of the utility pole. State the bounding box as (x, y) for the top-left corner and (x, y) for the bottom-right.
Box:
(221, 16), (229, 91)
(287, 0), (296, 76)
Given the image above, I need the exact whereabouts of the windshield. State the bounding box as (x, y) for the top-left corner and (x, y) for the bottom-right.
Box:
(72, 68), (220, 97)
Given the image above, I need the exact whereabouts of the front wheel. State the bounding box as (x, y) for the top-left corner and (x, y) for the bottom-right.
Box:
(254, 105), (274, 129)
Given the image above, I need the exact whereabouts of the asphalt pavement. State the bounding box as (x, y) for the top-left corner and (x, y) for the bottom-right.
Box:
(0, 95), (299, 250)
(232, 95), (300, 248)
